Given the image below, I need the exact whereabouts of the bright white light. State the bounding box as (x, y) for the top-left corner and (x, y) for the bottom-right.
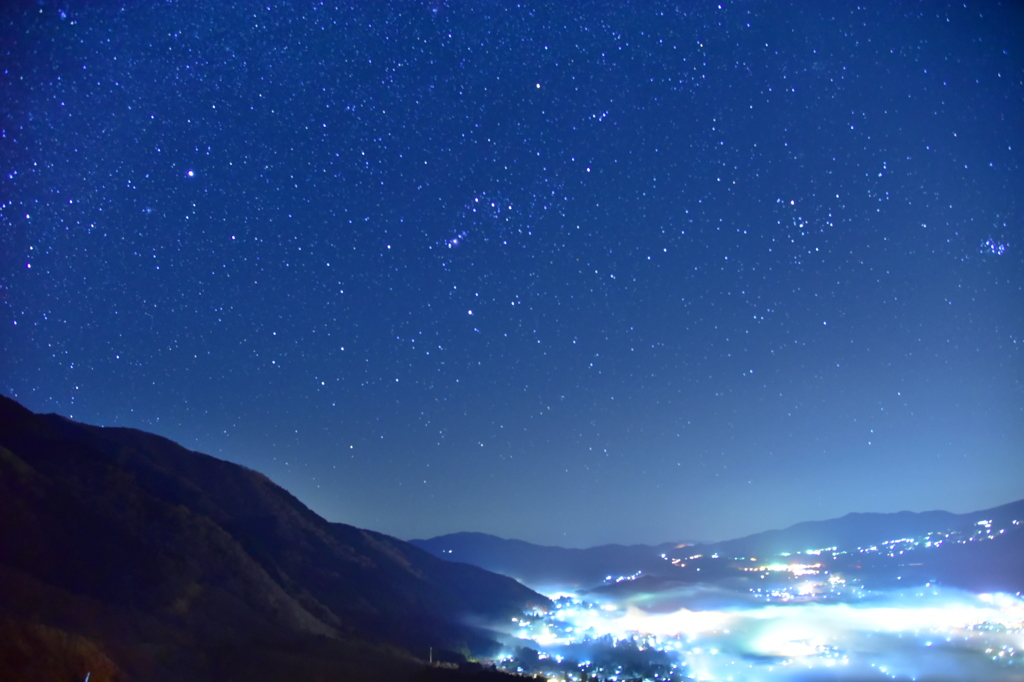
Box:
(504, 586), (1024, 681)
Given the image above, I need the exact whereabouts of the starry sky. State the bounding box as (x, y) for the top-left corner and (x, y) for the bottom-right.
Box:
(2, 0), (1022, 547)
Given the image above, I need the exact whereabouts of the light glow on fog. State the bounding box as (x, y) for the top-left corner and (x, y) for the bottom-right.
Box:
(500, 586), (1024, 681)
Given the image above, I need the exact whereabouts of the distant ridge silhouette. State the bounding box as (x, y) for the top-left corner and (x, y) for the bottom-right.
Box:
(414, 501), (1024, 592)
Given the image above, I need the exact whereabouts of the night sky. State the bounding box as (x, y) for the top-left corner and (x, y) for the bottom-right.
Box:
(2, 1), (1022, 547)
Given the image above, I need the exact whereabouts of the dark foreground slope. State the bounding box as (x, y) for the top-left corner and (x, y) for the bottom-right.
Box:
(0, 396), (549, 682)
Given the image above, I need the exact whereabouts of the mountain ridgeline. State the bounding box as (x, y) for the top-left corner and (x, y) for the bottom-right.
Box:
(409, 534), (682, 591)
(0, 396), (549, 682)
(413, 501), (1024, 594)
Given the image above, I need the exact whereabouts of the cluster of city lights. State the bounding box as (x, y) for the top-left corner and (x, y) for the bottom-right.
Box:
(499, 588), (1024, 681)
(494, 518), (1024, 681)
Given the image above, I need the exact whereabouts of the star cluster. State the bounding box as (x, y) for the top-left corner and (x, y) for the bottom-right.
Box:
(2, 0), (1022, 546)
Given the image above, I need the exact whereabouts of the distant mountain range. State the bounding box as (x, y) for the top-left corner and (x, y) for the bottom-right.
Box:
(413, 499), (1024, 594)
(698, 501), (1024, 558)
(409, 534), (682, 591)
(0, 396), (549, 682)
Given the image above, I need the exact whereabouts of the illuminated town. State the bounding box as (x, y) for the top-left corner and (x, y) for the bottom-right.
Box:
(494, 517), (1024, 681)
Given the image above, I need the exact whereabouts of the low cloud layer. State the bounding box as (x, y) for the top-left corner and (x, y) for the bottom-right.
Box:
(503, 586), (1023, 681)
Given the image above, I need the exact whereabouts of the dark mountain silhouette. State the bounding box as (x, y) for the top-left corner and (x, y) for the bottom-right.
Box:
(415, 502), (1024, 593)
(655, 501), (1024, 594)
(696, 504), (1018, 558)
(409, 533), (680, 590)
(0, 395), (549, 682)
